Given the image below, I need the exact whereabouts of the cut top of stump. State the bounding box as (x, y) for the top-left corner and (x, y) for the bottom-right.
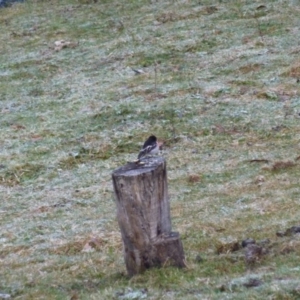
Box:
(112, 156), (166, 177)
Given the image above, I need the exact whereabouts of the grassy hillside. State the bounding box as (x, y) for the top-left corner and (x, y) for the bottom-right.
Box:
(1, 0), (300, 299)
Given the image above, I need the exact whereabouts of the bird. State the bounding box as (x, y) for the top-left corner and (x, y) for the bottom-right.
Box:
(138, 135), (159, 160)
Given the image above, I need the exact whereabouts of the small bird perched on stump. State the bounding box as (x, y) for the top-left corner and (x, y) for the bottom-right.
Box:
(138, 135), (159, 160)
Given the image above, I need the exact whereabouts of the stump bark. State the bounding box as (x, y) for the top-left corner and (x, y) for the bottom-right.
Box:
(112, 157), (185, 276)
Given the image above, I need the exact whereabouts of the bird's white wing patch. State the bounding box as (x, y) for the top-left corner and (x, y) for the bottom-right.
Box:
(138, 145), (156, 159)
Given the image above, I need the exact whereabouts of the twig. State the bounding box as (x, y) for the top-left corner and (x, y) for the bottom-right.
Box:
(154, 60), (158, 97)
(254, 16), (264, 43)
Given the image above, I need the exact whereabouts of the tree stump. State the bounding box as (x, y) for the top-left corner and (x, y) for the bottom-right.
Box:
(112, 156), (185, 276)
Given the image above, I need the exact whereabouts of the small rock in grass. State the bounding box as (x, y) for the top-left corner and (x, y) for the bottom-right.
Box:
(241, 238), (256, 248)
(243, 277), (263, 288)
(195, 254), (203, 263)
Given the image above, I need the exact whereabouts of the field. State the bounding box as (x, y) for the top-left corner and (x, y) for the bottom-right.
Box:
(1, 0), (300, 299)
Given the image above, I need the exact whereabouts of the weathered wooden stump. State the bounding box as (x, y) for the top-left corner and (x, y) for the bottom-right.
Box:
(112, 156), (185, 276)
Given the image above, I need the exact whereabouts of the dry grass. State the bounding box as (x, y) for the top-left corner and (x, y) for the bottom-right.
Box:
(1, 0), (300, 299)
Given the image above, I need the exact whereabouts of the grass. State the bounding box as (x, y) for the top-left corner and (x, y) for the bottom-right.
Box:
(1, 0), (300, 299)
